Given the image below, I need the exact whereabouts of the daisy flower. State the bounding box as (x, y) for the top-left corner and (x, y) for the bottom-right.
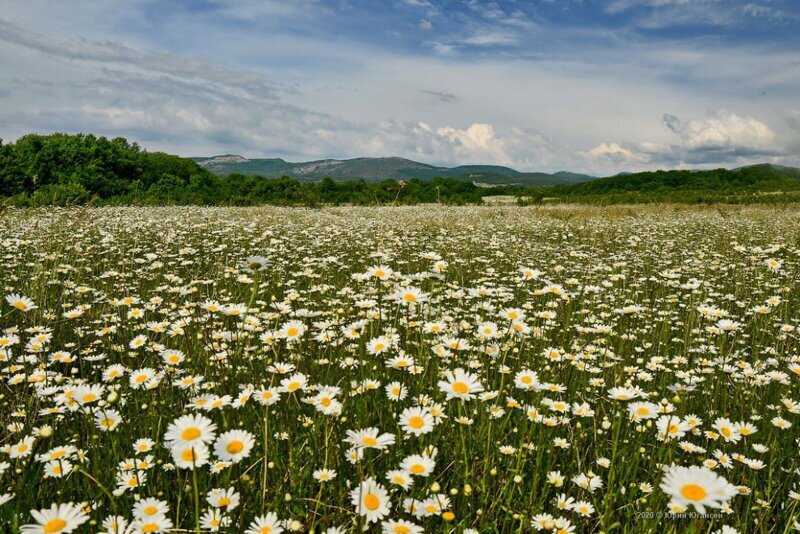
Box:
(20, 502), (88, 533)
(350, 478), (391, 524)
(438, 368), (484, 401)
(660, 465), (738, 513)
(213, 430), (255, 463)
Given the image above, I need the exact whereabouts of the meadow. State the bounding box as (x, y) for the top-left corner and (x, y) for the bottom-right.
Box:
(1, 204), (799, 533)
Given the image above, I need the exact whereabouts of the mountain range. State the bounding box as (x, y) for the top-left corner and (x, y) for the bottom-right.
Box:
(191, 155), (594, 186)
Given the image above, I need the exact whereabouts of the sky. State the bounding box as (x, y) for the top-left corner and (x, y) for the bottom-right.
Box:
(1, 0), (799, 174)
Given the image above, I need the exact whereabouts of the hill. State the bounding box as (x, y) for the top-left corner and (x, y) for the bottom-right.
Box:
(542, 164), (800, 203)
(192, 155), (593, 185)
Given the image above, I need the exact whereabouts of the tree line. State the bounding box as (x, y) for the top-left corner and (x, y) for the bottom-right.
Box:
(1, 133), (799, 206)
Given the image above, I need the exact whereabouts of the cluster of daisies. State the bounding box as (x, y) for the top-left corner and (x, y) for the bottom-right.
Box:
(0, 205), (799, 533)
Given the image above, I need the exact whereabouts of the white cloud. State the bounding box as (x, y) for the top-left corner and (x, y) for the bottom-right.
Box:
(584, 110), (790, 170)
(582, 142), (652, 165)
(461, 31), (518, 46)
(362, 121), (554, 168)
(662, 110), (780, 157)
(605, 0), (738, 29)
(607, 0), (706, 13)
(0, 19), (286, 100)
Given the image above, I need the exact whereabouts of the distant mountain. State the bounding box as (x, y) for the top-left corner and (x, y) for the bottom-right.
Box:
(192, 155), (594, 186)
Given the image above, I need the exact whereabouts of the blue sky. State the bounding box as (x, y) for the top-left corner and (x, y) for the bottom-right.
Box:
(1, 0), (799, 173)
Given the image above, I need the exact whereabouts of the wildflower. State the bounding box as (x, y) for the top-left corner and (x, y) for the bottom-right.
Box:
(245, 513), (284, 534)
(213, 430), (255, 463)
(350, 478), (391, 523)
(399, 406), (434, 436)
(381, 520), (423, 534)
(164, 414), (217, 447)
(20, 502), (88, 533)
(344, 428), (396, 450)
(6, 294), (37, 312)
(438, 368), (484, 401)
(400, 454), (435, 477)
(313, 469), (337, 482)
(660, 465), (738, 513)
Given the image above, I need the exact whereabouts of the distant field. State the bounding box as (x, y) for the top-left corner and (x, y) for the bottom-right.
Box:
(1, 205), (799, 533)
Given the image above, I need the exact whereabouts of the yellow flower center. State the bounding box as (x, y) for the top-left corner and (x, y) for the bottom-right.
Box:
(181, 449), (196, 462)
(680, 483), (707, 501)
(43, 519), (67, 533)
(226, 441), (244, 454)
(408, 416), (425, 429)
(361, 436), (378, 446)
(452, 381), (469, 394)
(364, 493), (380, 511)
(287, 327), (299, 337)
(182, 427), (201, 441)
(410, 464), (425, 474)
(143, 506), (158, 515)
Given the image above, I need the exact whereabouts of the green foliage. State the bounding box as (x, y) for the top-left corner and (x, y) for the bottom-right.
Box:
(2, 133), (800, 206)
(542, 165), (800, 204)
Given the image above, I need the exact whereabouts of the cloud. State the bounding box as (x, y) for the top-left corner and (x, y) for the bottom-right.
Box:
(787, 109), (800, 132)
(605, 0), (739, 29)
(0, 19), (287, 100)
(419, 89), (457, 103)
(461, 31), (518, 46)
(742, 3), (796, 20)
(584, 110), (788, 169)
(0, 20), (354, 158)
(582, 142), (652, 165)
(0, 20), (556, 169)
(662, 110), (779, 158)
(364, 122), (554, 168)
(606, 0), (707, 13)
(419, 19), (433, 30)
